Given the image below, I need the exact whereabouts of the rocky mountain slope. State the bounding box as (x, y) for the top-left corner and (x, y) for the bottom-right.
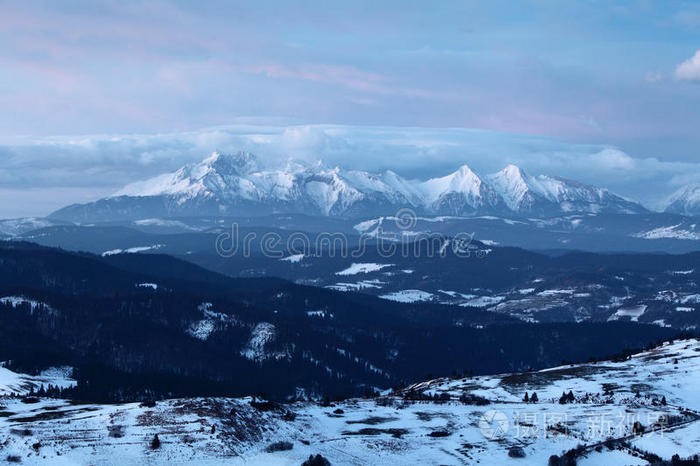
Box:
(665, 184), (700, 216)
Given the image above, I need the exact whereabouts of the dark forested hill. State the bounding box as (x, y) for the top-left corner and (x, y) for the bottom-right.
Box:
(0, 241), (680, 402)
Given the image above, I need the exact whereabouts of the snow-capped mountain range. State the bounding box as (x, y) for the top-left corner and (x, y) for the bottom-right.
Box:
(664, 183), (700, 216)
(50, 151), (666, 222)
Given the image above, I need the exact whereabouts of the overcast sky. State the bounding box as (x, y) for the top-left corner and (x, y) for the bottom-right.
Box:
(1, 0), (699, 217)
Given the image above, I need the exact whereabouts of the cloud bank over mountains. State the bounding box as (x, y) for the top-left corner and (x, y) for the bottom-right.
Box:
(2, 2), (699, 218)
(2, 1), (700, 163)
(1, 124), (698, 217)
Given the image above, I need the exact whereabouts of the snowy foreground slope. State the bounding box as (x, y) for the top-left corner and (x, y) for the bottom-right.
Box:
(2, 340), (700, 465)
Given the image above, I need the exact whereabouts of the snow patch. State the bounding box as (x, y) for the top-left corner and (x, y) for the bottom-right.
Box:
(240, 322), (287, 362)
(0, 296), (53, 314)
(461, 296), (505, 308)
(186, 320), (216, 341)
(336, 263), (394, 276)
(326, 280), (385, 292)
(379, 290), (434, 303)
(676, 307), (694, 313)
(136, 283), (158, 290)
(102, 244), (165, 256)
(608, 304), (647, 322)
(280, 254), (304, 263)
(634, 224), (700, 240)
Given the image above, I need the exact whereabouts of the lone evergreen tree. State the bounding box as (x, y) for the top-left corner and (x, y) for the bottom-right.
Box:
(150, 434), (161, 450)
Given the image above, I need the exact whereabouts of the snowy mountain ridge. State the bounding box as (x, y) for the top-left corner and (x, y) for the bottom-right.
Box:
(486, 164), (645, 216)
(664, 183), (700, 216)
(51, 151), (651, 221)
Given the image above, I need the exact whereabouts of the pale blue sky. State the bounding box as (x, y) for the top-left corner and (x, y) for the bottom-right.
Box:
(0, 0), (699, 216)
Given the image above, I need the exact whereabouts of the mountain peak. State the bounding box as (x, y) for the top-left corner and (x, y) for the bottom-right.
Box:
(417, 164), (491, 211)
(486, 165), (532, 211)
(455, 164), (477, 176)
(204, 151), (258, 176)
(665, 183), (700, 216)
(428, 164), (482, 189)
(502, 163), (521, 172)
(492, 164), (530, 185)
(202, 150), (223, 163)
(500, 164), (526, 178)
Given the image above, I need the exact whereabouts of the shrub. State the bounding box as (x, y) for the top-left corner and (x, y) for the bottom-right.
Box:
(632, 421), (645, 435)
(302, 454), (331, 466)
(265, 441), (293, 452)
(459, 393), (490, 405)
(282, 410), (297, 422)
(108, 425), (125, 438)
(250, 400), (280, 412)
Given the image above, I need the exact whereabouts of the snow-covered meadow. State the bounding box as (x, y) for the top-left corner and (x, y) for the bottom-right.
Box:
(1, 339), (699, 464)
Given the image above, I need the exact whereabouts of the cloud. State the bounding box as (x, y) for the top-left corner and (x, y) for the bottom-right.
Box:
(246, 64), (389, 93)
(673, 9), (700, 28)
(2, 124), (700, 217)
(645, 71), (663, 83)
(675, 50), (700, 81)
(1, 0), (700, 158)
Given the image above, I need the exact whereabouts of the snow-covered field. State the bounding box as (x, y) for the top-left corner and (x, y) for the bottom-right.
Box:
(1, 339), (699, 465)
(379, 289), (434, 303)
(633, 224), (700, 240)
(0, 366), (74, 397)
(335, 263), (394, 276)
(101, 244), (164, 256)
(325, 279), (385, 292)
(607, 304), (647, 322)
(280, 254), (305, 263)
